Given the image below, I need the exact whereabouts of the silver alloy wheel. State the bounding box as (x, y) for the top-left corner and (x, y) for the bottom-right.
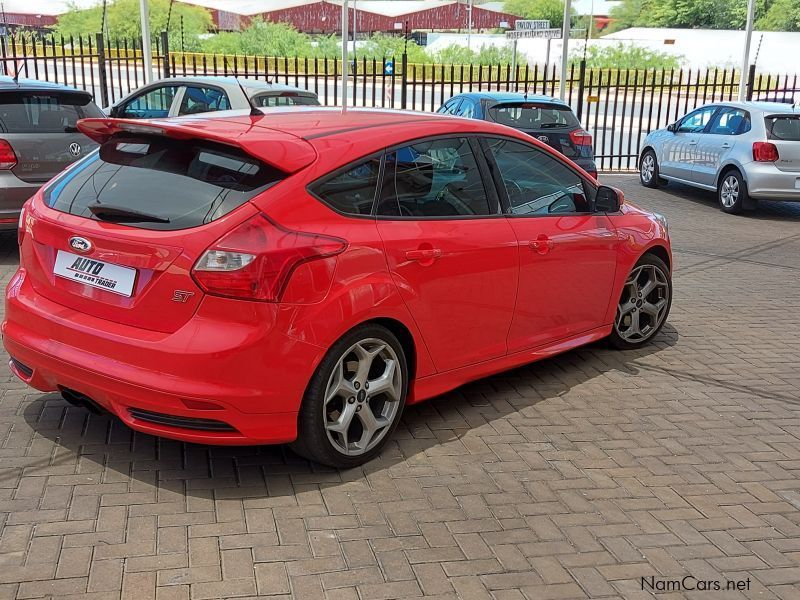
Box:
(641, 154), (655, 183)
(323, 338), (403, 456)
(614, 264), (670, 343)
(720, 175), (740, 208)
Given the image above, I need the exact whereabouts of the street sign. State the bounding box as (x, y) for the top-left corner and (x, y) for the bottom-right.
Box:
(384, 60), (394, 75)
(514, 19), (550, 30)
(506, 28), (562, 40)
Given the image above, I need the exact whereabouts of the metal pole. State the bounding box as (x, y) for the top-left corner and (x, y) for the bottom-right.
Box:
(588, 0), (594, 40)
(139, 0), (153, 83)
(545, 38), (551, 70)
(467, 0), (473, 51)
(341, 0), (348, 109)
(353, 0), (357, 54)
(510, 39), (517, 75)
(738, 0), (756, 100)
(559, 0), (572, 100)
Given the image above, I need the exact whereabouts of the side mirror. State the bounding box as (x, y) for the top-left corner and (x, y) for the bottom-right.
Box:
(109, 105), (119, 118)
(595, 186), (623, 213)
(667, 123), (677, 133)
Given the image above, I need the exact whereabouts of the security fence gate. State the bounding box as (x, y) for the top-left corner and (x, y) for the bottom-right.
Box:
(2, 33), (796, 171)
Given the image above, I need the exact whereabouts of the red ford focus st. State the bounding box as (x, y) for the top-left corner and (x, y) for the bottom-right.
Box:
(4, 109), (672, 467)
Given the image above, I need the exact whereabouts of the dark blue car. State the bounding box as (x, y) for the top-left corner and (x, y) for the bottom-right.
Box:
(438, 92), (597, 179)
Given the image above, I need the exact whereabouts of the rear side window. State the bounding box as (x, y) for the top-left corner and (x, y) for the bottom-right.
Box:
(0, 91), (102, 133)
(311, 155), (381, 215)
(43, 135), (285, 231)
(377, 137), (494, 218)
(708, 108), (751, 135)
(255, 94), (320, 107)
(487, 103), (579, 130)
(766, 115), (800, 141)
(178, 86), (231, 115)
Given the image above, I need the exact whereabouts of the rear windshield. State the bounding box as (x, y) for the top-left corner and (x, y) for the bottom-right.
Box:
(765, 115), (800, 141)
(0, 91), (103, 133)
(44, 135), (285, 231)
(486, 102), (579, 130)
(254, 93), (320, 107)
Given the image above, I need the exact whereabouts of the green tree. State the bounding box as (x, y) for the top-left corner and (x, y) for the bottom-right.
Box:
(431, 43), (513, 65)
(573, 42), (682, 69)
(757, 0), (800, 31)
(353, 32), (428, 62)
(608, 0), (776, 31)
(200, 19), (314, 56)
(56, 0), (212, 50)
(504, 0), (571, 29)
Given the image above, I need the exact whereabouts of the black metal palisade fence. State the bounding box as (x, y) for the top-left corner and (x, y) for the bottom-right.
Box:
(2, 32), (797, 171)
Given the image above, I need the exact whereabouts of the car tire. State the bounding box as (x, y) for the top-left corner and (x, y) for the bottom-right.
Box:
(639, 150), (660, 188)
(609, 253), (672, 351)
(718, 170), (747, 214)
(291, 324), (408, 468)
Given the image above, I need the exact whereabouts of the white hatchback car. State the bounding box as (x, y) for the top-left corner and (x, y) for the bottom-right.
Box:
(639, 101), (800, 214)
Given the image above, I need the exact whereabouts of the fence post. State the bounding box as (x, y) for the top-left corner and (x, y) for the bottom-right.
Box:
(576, 59), (586, 121)
(95, 33), (109, 109)
(745, 63), (756, 100)
(400, 52), (408, 110)
(160, 31), (171, 78)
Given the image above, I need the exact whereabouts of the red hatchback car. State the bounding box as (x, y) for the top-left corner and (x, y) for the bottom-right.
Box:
(4, 109), (672, 467)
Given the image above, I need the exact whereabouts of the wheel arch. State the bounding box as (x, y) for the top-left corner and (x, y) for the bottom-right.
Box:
(364, 317), (418, 383)
(642, 244), (671, 272)
(639, 146), (656, 167)
(717, 162), (745, 186)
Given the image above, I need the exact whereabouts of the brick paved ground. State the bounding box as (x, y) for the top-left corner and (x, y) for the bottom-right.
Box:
(1, 176), (800, 600)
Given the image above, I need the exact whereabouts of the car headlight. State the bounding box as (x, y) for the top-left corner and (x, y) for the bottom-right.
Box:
(652, 212), (668, 232)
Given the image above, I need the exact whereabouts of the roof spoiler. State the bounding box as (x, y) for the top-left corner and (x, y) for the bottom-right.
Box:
(76, 118), (317, 173)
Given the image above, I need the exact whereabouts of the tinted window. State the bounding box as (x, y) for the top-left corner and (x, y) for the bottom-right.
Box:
(312, 156), (381, 215)
(0, 91), (102, 133)
(44, 136), (285, 231)
(708, 108), (751, 135)
(119, 86), (179, 119)
(487, 102), (579, 130)
(486, 138), (591, 215)
(178, 86), (231, 115)
(766, 115), (800, 141)
(254, 94), (320, 107)
(378, 137), (494, 218)
(678, 107), (716, 133)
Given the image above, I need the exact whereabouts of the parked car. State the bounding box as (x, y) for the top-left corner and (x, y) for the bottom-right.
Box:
(107, 76), (320, 119)
(756, 88), (799, 105)
(0, 77), (101, 228)
(438, 92), (598, 179)
(639, 101), (800, 214)
(5, 109), (671, 467)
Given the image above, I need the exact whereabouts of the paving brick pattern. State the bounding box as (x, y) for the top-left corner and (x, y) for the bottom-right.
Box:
(1, 176), (800, 599)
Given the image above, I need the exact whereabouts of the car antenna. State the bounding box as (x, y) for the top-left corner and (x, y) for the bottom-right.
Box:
(222, 55), (261, 117)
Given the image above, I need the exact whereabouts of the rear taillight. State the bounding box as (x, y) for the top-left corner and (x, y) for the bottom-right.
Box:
(192, 214), (347, 302)
(17, 202), (27, 246)
(753, 142), (779, 162)
(569, 129), (593, 147)
(0, 139), (17, 170)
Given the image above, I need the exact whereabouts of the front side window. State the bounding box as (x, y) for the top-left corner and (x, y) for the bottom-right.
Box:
(178, 86), (231, 115)
(459, 100), (476, 118)
(377, 137), (494, 218)
(311, 155), (381, 215)
(119, 86), (179, 119)
(708, 108), (751, 135)
(678, 106), (717, 133)
(486, 138), (591, 215)
(438, 98), (462, 115)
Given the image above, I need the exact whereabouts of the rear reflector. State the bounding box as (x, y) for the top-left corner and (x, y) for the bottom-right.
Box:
(192, 214), (347, 302)
(0, 139), (17, 170)
(128, 408), (237, 432)
(753, 141), (779, 162)
(569, 129), (593, 147)
(9, 357), (33, 379)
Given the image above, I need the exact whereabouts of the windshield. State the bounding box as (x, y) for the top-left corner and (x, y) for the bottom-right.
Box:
(43, 135), (286, 231)
(0, 90), (102, 133)
(765, 115), (800, 141)
(486, 102), (580, 130)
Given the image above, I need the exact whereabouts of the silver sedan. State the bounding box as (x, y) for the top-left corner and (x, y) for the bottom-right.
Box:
(638, 101), (800, 214)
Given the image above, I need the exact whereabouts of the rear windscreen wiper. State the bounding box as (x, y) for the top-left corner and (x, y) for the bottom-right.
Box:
(87, 203), (171, 224)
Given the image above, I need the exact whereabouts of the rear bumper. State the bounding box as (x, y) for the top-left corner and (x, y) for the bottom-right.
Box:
(0, 173), (40, 229)
(3, 269), (327, 445)
(745, 163), (800, 201)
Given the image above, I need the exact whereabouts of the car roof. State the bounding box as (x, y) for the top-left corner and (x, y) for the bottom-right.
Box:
(710, 100), (800, 113)
(0, 76), (92, 95)
(450, 91), (568, 106)
(146, 76), (315, 96)
(79, 108), (531, 173)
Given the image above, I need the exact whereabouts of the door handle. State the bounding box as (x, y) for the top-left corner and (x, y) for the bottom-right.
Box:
(721, 143), (732, 149)
(528, 237), (554, 254)
(405, 248), (442, 261)
(688, 140), (698, 145)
